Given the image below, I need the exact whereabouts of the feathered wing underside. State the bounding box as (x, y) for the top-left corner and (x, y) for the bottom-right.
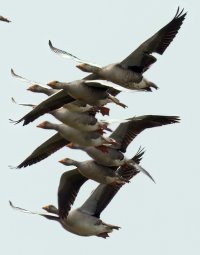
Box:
(9, 201), (59, 221)
(120, 7), (186, 71)
(48, 40), (101, 67)
(80, 149), (144, 218)
(110, 115), (180, 153)
(11, 69), (44, 86)
(58, 169), (88, 219)
(83, 74), (120, 97)
(84, 80), (135, 93)
(10, 90), (75, 125)
(16, 133), (68, 168)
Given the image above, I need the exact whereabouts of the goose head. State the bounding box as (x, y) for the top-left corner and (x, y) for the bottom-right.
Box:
(36, 121), (56, 130)
(76, 63), (101, 73)
(58, 158), (77, 166)
(47, 80), (67, 89)
(27, 84), (44, 93)
(42, 204), (58, 214)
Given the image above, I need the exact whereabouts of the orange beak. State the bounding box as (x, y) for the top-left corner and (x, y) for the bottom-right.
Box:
(76, 64), (87, 72)
(58, 159), (65, 164)
(66, 142), (73, 148)
(27, 86), (33, 91)
(36, 122), (45, 128)
(47, 81), (56, 88)
(42, 205), (49, 210)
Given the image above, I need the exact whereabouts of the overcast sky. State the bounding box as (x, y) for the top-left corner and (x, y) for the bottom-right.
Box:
(1, 0), (200, 254)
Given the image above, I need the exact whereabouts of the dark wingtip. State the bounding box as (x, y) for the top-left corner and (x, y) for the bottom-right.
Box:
(150, 82), (159, 90)
(11, 68), (15, 76)
(175, 7), (187, 19)
(132, 146), (145, 164)
(9, 118), (21, 125)
(169, 116), (181, 124)
(49, 40), (53, 48)
(143, 87), (152, 92)
(8, 165), (18, 170)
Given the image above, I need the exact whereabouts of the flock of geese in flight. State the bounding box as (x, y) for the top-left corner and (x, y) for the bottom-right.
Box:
(2, 7), (186, 238)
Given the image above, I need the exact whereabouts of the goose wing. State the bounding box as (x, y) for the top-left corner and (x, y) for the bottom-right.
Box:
(9, 201), (59, 221)
(120, 8), (186, 72)
(110, 115), (180, 152)
(10, 90), (74, 125)
(14, 133), (68, 168)
(79, 149), (144, 218)
(58, 169), (88, 219)
(49, 40), (101, 67)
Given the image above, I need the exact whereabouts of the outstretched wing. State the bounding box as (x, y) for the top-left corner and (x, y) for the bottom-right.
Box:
(120, 8), (186, 72)
(9, 201), (59, 221)
(79, 155), (143, 218)
(9, 90), (74, 125)
(49, 40), (101, 67)
(110, 115), (180, 152)
(58, 169), (88, 219)
(11, 69), (44, 86)
(84, 80), (136, 93)
(13, 133), (68, 168)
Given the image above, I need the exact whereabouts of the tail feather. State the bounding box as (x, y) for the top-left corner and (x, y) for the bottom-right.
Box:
(132, 163), (156, 183)
(131, 146), (145, 164)
(149, 81), (159, 90)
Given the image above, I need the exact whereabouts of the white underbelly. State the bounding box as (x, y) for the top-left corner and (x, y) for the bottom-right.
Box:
(61, 210), (102, 236)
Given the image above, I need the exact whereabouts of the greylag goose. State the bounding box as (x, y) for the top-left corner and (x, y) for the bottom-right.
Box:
(11, 98), (113, 132)
(58, 157), (138, 185)
(47, 79), (127, 107)
(48, 108), (112, 132)
(10, 79), (126, 126)
(0, 15), (11, 22)
(11, 69), (100, 113)
(36, 121), (117, 151)
(12, 115), (179, 169)
(49, 8), (186, 90)
(67, 115), (180, 166)
(9, 156), (142, 238)
(26, 84), (110, 115)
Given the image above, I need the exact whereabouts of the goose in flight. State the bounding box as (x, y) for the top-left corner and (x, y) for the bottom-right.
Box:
(67, 115), (180, 167)
(9, 153), (143, 238)
(10, 79), (127, 126)
(58, 148), (146, 185)
(0, 15), (11, 22)
(11, 69), (113, 115)
(11, 115), (179, 169)
(49, 8), (186, 90)
(36, 121), (117, 151)
(11, 98), (116, 132)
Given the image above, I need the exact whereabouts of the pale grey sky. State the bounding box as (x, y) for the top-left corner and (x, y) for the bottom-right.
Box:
(1, 0), (200, 254)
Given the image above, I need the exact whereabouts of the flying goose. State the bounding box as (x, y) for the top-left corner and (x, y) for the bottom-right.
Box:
(9, 154), (143, 238)
(12, 115), (179, 169)
(11, 69), (103, 114)
(11, 98), (114, 132)
(36, 121), (117, 151)
(0, 15), (11, 22)
(67, 115), (180, 167)
(58, 154), (143, 185)
(47, 79), (127, 107)
(26, 84), (110, 115)
(10, 79), (126, 126)
(49, 8), (186, 90)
